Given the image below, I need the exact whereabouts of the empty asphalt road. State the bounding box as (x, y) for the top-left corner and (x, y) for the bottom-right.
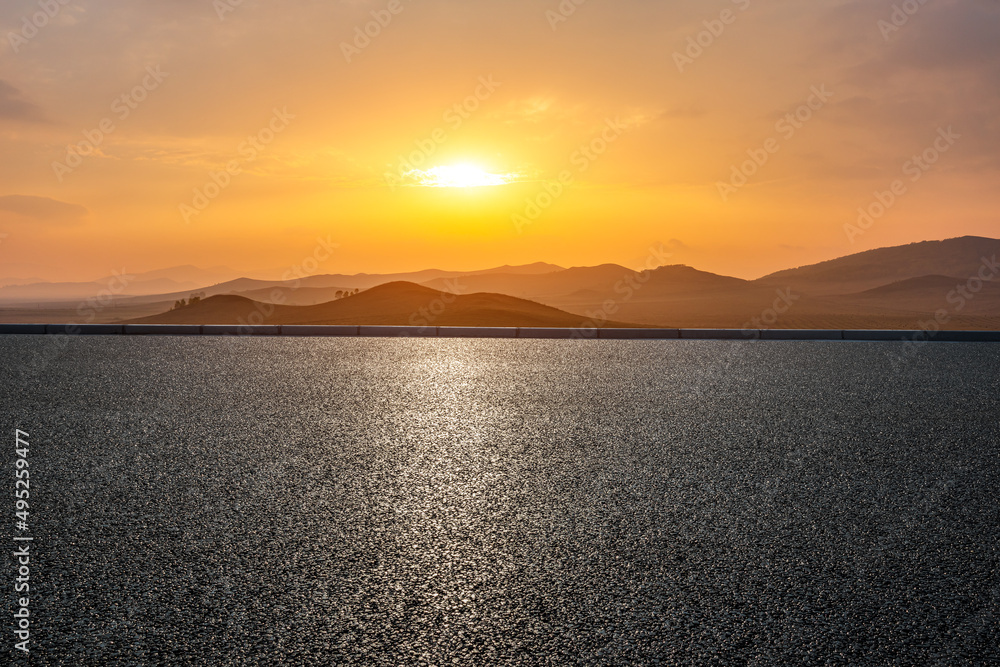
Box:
(2, 336), (998, 665)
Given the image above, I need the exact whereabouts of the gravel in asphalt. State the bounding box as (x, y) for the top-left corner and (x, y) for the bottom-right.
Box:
(1, 336), (998, 665)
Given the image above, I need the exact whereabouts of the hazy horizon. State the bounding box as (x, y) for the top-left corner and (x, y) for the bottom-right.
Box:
(3, 233), (997, 288)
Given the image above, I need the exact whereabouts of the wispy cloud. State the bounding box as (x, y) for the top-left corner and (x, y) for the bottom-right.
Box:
(0, 195), (88, 222)
(0, 80), (47, 123)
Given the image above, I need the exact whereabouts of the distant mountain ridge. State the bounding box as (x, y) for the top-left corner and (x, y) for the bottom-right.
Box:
(757, 236), (1000, 295)
(5, 236), (1000, 330)
(105, 263), (567, 307)
(0, 264), (241, 301)
(0, 262), (565, 304)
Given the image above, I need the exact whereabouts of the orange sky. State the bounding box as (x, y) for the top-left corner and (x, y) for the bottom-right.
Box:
(1, 0), (998, 282)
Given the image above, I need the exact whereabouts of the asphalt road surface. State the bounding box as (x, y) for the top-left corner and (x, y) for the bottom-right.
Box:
(2, 336), (998, 665)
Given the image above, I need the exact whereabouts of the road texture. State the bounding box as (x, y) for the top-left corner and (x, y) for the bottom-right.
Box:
(2, 336), (998, 665)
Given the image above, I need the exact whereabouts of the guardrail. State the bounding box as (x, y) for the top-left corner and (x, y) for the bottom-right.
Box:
(1, 324), (999, 341)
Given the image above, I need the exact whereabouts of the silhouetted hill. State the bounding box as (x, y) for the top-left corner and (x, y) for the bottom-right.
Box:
(420, 264), (746, 305)
(128, 282), (641, 327)
(463, 262), (563, 276)
(640, 265), (748, 294)
(757, 236), (1000, 295)
(9, 237), (1000, 329)
(828, 274), (1000, 317)
(113, 263), (565, 307)
(854, 275), (963, 297)
(233, 285), (353, 306)
(109, 277), (307, 306)
(421, 264), (637, 299)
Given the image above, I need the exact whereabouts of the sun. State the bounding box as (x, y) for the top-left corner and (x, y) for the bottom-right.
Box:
(412, 164), (515, 188)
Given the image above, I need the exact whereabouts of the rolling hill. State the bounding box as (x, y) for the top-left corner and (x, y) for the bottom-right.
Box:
(128, 282), (641, 328)
(757, 236), (1000, 295)
(421, 264), (640, 300)
(422, 264), (747, 304)
(108, 262), (565, 307)
(8, 236), (1000, 329)
(827, 275), (1000, 317)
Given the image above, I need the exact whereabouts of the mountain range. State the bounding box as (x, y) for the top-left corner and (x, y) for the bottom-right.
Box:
(2, 236), (998, 329)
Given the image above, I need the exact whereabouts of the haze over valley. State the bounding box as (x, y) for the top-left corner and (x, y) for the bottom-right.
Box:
(4, 236), (998, 330)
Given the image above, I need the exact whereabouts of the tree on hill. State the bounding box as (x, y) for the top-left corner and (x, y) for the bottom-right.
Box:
(171, 291), (207, 310)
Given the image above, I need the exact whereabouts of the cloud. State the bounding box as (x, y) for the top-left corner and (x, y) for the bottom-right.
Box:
(0, 195), (88, 223)
(661, 105), (707, 120)
(832, 0), (1000, 170)
(488, 97), (586, 127)
(0, 80), (47, 123)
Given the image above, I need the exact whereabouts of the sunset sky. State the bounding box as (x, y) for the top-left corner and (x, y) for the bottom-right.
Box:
(1, 0), (998, 282)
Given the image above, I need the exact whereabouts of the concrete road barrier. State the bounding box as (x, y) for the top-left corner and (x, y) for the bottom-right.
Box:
(0, 324), (48, 334)
(359, 326), (438, 338)
(517, 328), (578, 339)
(761, 329), (843, 340)
(927, 330), (1000, 342)
(599, 328), (680, 340)
(201, 325), (281, 337)
(680, 329), (759, 340)
(124, 325), (203, 336)
(844, 330), (918, 341)
(438, 327), (517, 338)
(280, 326), (361, 337)
(2, 324), (999, 342)
(46, 324), (125, 335)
